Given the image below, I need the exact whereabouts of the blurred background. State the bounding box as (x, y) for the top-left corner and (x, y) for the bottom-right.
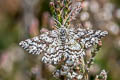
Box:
(0, 0), (120, 80)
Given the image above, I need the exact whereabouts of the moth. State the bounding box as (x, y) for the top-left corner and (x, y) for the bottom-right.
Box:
(19, 0), (108, 65)
(19, 25), (108, 65)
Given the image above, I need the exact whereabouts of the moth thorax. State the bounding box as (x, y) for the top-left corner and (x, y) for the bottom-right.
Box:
(59, 27), (67, 42)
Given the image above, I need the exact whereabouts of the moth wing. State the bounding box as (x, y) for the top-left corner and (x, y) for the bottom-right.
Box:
(19, 30), (59, 55)
(72, 28), (108, 48)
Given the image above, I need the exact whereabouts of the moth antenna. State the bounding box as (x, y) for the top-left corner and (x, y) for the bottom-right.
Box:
(54, 24), (59, 29)
(53, 17), (62, 27)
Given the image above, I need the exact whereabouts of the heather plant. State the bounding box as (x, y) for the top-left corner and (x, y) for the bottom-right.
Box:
(19, 0), (108, 80)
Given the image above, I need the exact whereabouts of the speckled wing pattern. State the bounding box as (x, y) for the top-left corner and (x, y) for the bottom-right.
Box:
(19, 27), (108, 65)
(74, 28), (108, 48)
(19, 30), (58, 54)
